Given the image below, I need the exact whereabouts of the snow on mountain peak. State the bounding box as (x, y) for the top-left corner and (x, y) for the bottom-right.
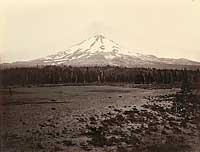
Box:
(68, 34), (120, 53)
(43, 34), (140, 64)
(68, 34), (139, 56)
(39, 35), (200, 67)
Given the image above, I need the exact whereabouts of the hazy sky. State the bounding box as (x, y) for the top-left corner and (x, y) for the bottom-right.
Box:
(1, 0), (200, 63)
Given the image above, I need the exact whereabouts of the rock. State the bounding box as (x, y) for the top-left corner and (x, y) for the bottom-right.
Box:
(51, 107), (56, 110)
(62, 140), (75, 146)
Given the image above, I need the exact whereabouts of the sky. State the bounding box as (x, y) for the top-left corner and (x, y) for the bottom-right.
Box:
(0, 0), (200, 63)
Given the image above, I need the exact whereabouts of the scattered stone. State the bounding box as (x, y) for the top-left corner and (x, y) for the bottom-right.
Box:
(51, 107), (56, 110)
(36, 143), (44, 149)
(62, 140), (75, 146)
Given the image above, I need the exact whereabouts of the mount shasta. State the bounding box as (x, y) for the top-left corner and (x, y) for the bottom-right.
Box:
(2, 35), (200, 69)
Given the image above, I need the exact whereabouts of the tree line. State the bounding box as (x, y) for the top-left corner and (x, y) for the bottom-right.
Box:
(0, 66), (200, 87)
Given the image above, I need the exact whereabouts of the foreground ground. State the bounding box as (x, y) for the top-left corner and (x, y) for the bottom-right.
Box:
(0, 85), (200, 152)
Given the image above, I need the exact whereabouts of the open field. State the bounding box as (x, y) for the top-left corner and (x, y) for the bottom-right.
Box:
(0, 86), (200, 152)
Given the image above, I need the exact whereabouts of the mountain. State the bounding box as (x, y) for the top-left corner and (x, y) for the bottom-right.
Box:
(1, 34), (200, 69)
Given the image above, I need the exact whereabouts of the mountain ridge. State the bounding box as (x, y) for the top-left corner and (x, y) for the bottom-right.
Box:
(1, 34), (200, 69)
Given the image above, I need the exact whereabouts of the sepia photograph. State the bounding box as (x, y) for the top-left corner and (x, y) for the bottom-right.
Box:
(0, 0), (200, 152)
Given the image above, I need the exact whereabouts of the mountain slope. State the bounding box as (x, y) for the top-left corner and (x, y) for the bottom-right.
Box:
(1, 34), (200, 69)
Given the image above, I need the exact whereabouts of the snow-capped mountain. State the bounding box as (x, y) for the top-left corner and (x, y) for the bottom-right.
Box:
(2, 34), (200, 69)
(38, 34), (145, 66)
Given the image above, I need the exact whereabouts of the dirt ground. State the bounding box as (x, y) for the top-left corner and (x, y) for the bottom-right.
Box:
(0, 86), (199, 152)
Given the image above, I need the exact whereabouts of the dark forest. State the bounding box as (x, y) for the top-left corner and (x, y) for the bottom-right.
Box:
(1, 66), (200, 87)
